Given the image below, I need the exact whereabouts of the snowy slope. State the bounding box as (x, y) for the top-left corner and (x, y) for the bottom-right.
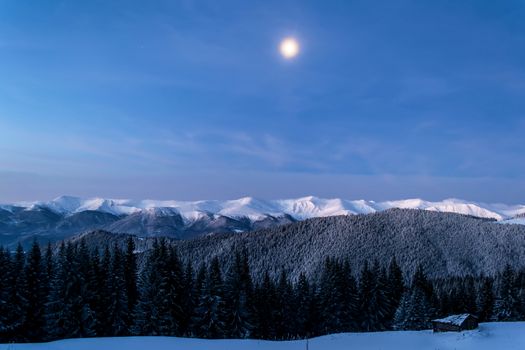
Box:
(7, 195), (525, 223)
(2, 322), (524, 350)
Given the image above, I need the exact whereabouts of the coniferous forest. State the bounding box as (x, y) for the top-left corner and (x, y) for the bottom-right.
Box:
(1, 237), (525, 343)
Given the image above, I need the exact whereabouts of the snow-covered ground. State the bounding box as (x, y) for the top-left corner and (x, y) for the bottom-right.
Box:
(2, 322), (524, 350)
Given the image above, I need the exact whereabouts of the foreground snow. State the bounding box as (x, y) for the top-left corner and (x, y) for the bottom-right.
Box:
(2, 322), (524, 350)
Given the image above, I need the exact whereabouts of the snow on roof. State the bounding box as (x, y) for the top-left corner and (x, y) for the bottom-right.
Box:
(432, 314), (474, 326)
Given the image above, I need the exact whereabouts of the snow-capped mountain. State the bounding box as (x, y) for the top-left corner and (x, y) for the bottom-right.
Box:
(1, 195), (524, 248)
(10, 195), (525, 221)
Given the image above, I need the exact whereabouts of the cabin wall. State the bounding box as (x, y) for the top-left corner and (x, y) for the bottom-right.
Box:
(432, 323), (461, 332)
(463, 318), (478, 330)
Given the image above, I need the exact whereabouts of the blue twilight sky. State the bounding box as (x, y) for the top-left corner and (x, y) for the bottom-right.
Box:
(1, 0), (524, 203)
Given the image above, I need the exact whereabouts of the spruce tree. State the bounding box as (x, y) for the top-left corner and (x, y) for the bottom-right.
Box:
(494, 264), (520, 321)
(386, 257), (404, 324)
(106, 243), (129, 336)
(477, 276), (495, 322)
(43, 242), (54, 302)
(23, 240), (47, 341)
(295, 272), (311, 338)
(224, 250), (253, 338)
(7, 244), (27, 341)
(189, 263), (207, 336)
(180, 260), (195, 336)
(319, 258), (346, 334)
(393, 265), (434, 330)
(341, 259), (359, 332)
(275, 268), (295, 339)
(0, 247), (12, 341)
(132, 241), (159, 336)
(94, 245), (112, 336)
(164, 245), (184, 336)
(46, 242), (95, 339)
(252, 271), (277, 339)
(358, 261), (377, 331)
(194, 257), (227, 338)
(124, 236), (138, 329)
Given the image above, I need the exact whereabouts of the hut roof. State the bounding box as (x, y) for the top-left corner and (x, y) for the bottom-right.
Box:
(432, 314), (474, 326)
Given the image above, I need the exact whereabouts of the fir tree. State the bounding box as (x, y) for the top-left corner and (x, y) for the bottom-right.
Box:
(224, 250), (253, 338)
(294, 272), (312, 338)
(393, 265), (434, 330)
(6, 244), (27, 341)
(494, 264), (520, 321)
(189, 263), (207, 336)
(341, 259), (359, 332)
(46, 242), (95, 339)
(0, 247), (12, 341)
(194, 257), (227, 338)
(164, 245), (184, 336)
(106, 243), (129, 336)
(23, 240), (47, 341)
(253, 271), (277, 339)
(124, 236), (138, 329)
(95, 245), (112, 336)
(132, 245), (158, 336)
(180, 260), (195, 336)
(274, 268), (295, 339)
(319, 258), (346, 334)
(386, 257), (404, 323)
(477, 276), (495, 322)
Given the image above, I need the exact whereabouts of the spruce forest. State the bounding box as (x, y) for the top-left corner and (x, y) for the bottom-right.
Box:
(0, 237), (524, 343)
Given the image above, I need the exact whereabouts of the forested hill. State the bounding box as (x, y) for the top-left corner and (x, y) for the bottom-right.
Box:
(69, 209), (525, 280)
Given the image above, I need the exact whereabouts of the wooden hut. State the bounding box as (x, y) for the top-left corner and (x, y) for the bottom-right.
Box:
(432, 314), (478, 332)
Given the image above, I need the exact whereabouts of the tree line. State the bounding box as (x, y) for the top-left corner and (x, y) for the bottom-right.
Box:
(0, 238), (524, 343)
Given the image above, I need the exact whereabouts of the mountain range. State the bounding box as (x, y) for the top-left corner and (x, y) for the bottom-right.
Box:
(69, 209), (525, 280)
(1, 195), (524, 247)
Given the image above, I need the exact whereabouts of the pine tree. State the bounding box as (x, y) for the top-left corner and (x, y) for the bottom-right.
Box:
(341, 259), (359, 332)
(106, 243), (129, 336)
(494, 264), (520, 321)
(194, 257), (227, 338)
(319, 258), (346, 334)
(133, 239), (162, 335)
(375, 264), (393, 330)
(164, 245), (184, 336)
(23, 240), (47, 341)
(275, 268), (295, 339)
(124, 236), (138, 330)
(94, 245), (112, 336)
(358, 261), (378, 331)
(393, 265), (434, 330)
(43, 242), (54, 302)
(46, 242), (95, 339)
(189, 263), (207, 336)
(515, 268), (525, 318)
(253, 271), (277, 339)
(180, 260), (195, 336)
(224, 250), (253, 338)
(477, 276), (494, 322)
(386, 257), (404, 324)
(0, 247), (12, 341)
(6, 244), (27, 341)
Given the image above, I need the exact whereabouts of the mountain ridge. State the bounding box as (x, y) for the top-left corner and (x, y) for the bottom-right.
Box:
(5, 195), (525, 222)
(64, 209), (525, 280)
(1, 195), (524, 248)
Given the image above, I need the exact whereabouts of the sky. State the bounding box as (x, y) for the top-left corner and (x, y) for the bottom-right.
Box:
(1, 0), (524, 203)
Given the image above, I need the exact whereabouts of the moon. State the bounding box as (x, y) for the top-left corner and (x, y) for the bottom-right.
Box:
(279, 37), (299, 59)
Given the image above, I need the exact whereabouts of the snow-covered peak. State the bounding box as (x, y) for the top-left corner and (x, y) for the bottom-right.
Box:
(5, 195), (524, 223)
(380, 198), (505, 221)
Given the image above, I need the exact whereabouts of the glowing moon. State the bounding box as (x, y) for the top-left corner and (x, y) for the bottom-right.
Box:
(279, 37), (299, 59)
